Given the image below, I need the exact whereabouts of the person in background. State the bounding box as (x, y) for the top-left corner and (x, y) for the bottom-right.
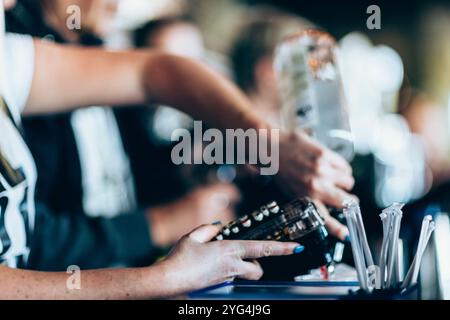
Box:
(399, 88), (450, 187)
(133, 15), (351, 241)
(134, 16), (205, 59)
(230, 10), (314, 127)
(1, 0), (356, 298)
(124, 16), (212, 200)
(127, 16), (240, 204)
(131, 16), (205, 147)
(398, 88), (450, 233)
(6, 0), (237, 271)
(229, 10), (349, 239)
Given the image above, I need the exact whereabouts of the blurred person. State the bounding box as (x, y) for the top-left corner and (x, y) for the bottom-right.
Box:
(134, 16), (205, 59)
(0, 0), (346, 299)
(396, 89), (450, 269)
(230, 11), (314, 127)
(128, 17), (204, 166)
(229, 11), (349, 239)
(399, 88), (450, 187)
(136, 15), (351, 240)
(1, 0), (354, 298)
(6, 0), (238, 271)
(130, 17), (235, 196)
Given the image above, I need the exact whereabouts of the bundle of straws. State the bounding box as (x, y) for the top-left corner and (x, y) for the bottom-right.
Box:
(343, 199), (435, 292)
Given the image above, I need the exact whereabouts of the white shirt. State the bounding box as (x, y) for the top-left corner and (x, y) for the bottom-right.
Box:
(0, 33), (36, 267)
(71, 107), (137, 218)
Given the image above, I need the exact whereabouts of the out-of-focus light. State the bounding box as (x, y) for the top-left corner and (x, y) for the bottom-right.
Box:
(372, 114), (410, 162)
(367, 46), (404, 93)
(373, 114), (427, 207)
(153, 106), (192, 144)
(115, 0), (186, 30)
(339, 33), (425, 207)
(217, 166), (237, 183)
(378, 174), (411, 206)
(340, 32), (372, 51)
(339, 32), (373, 92)
(338, 32), (379, 154)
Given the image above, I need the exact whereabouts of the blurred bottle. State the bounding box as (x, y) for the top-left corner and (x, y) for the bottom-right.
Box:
(275, 29), (355, 161)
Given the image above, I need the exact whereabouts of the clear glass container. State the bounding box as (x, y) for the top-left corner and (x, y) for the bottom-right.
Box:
(275, 29), (355, 161)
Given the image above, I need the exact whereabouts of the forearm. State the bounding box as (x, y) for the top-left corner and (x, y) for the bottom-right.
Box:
(0, 264), (172, 300)
(143, 54), (270, 132)
(27, 40), (271, 132)
(26, 40), (149, 115)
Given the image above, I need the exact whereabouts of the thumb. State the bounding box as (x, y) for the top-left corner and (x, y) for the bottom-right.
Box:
(188, 224), (222, 243)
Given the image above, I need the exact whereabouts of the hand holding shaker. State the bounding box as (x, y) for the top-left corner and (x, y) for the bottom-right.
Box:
(274, 29), (355, 161)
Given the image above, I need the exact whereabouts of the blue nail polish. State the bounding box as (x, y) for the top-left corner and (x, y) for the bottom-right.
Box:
(345, 235), (351, 242)
(294, 246), (305, 254)
(212, 221), (222, 226)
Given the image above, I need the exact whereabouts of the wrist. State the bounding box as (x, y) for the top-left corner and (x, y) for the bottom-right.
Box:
(144, 260), (183, 299)
(137, 265), (167, 299)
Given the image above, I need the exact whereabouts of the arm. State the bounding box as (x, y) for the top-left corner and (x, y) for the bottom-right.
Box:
(0, 226), (299, 300)
(0, 264), (166, 300)
(26, 39), (355, 213)
(26, 40), (264, 132)
(30, 183), (238, 270)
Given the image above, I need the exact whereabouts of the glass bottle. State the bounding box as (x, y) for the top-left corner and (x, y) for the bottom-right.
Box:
(275, 29), (355, 161)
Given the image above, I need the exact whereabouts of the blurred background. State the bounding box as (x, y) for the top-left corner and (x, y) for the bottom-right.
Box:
(110, 0), (450, 299)
(6, 0), (450, 299)
(109, 0), (450, 200)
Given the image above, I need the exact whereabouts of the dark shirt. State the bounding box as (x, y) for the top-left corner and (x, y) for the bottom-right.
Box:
(5, 0), (186, 270)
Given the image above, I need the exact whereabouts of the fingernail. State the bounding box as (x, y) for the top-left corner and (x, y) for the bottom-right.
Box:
(293, 246), (305, 254)
(345, 235), (351, 242)
(212, 221), (222, 226)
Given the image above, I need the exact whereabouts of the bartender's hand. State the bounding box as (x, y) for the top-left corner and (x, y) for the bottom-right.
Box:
(314, 201), (350, 241)
(277, 131), (355, 208)
(148, 183), (239, 247)
(158, 225), (301, 295)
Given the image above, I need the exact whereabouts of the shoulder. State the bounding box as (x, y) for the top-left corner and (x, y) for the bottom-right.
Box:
(3, 33), (35, 117)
